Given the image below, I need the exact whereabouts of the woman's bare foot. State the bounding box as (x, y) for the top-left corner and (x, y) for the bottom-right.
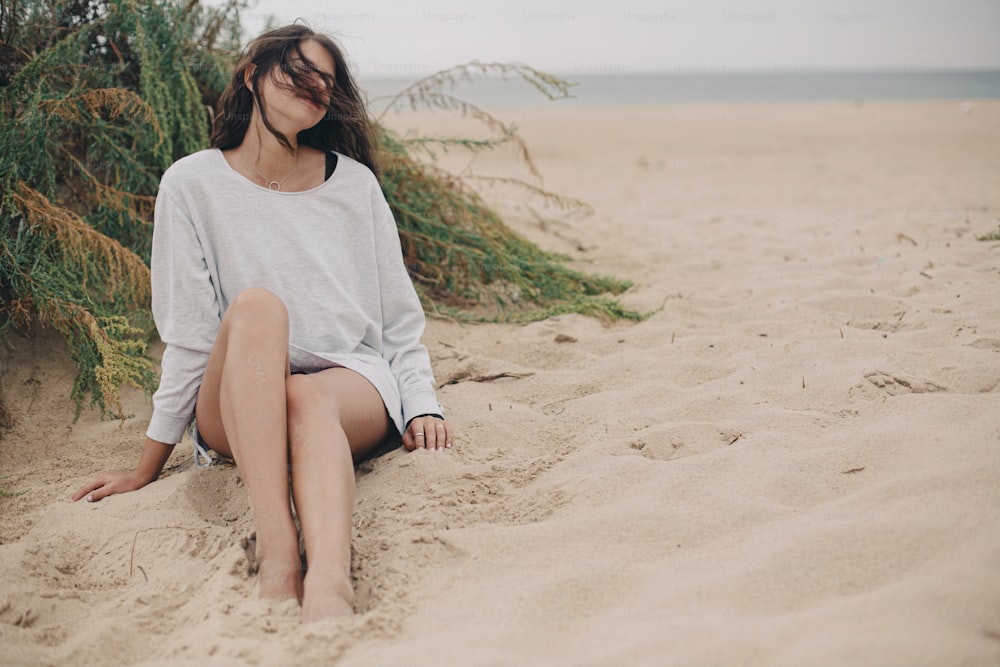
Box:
(301, 566), (354, 623)
(254, 523), (304, 601)
(257, 555), (304, 601)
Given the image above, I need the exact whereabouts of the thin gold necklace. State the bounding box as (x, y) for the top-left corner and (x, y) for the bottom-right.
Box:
(247, 151), (300, 192)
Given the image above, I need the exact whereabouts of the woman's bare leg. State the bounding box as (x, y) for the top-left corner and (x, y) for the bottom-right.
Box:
(285, 367), (391, 623)
(194, 288), (302, 601)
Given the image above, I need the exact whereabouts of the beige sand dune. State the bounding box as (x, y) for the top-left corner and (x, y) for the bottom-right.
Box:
(1, 100), (998, 666)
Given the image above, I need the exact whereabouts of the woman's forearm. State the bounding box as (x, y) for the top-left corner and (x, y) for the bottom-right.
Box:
(135, 437), (176, 485)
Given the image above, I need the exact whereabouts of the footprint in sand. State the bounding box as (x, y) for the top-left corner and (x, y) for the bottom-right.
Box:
(625, 423), (743, 461)
(863, 370), (946, 396)
(969, 339), (1000, 352)
(0, 595), (39, 629)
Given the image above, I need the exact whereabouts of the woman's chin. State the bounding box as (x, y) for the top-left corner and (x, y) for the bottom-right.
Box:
(278, 112), (325, 137)
(297, 106), (327, 130)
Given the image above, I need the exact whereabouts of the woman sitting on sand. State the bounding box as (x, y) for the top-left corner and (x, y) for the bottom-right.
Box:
(72, 24), (454, 623)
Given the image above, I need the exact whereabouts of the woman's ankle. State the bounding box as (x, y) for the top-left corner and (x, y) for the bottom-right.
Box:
(253, 520), (303, 600)
(301, 565), (354, 622)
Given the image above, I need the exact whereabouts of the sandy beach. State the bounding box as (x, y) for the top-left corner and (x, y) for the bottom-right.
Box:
(1, 99), (999, 666)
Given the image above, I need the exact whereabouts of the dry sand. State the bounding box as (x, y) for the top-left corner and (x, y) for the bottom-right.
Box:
(1, 99), (999, 666)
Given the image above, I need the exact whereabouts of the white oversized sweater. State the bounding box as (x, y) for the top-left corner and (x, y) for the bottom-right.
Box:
(145, 148), (442, 444)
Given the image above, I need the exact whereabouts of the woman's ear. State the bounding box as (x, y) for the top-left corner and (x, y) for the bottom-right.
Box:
(244, 64), (256, 92)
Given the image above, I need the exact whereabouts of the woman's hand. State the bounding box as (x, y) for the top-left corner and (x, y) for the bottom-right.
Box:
(71, 470), (149, 503)
(402, 415), (454, 452)
(71, 437), (175, 503)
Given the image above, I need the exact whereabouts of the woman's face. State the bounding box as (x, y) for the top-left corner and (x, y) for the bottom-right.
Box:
(255, 39), (335, 134)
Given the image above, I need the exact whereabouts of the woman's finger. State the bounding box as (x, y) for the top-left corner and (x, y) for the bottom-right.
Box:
(433, 421), (447, 451)
(401, 430), (416, 451)
(444, 422), (454, 449)
(86, 482), (112, 503)
(418, 420), (433, 450)
(411, 425), (428, 450)
(71, 477), (104, 502)
(418, 422), (434, 449)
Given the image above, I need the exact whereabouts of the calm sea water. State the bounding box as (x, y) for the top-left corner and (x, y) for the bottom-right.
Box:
(361, 70), (1000, 110)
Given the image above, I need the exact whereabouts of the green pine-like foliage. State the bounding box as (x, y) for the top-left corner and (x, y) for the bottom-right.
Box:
(0, 0), (638, 422)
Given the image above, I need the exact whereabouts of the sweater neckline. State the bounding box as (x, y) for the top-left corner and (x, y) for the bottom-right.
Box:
(212, 147), (341, 196)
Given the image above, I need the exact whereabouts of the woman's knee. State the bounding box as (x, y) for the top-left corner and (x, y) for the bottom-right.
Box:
(225, 288), (289, 331)
(286, 374), (342, 425)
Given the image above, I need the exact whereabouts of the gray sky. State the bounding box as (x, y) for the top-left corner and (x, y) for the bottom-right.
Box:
(217, 0), (1000, 78)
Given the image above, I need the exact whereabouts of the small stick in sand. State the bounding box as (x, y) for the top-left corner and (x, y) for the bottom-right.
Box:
(129, 526), (195, 580)
(439, 371), (534, 387)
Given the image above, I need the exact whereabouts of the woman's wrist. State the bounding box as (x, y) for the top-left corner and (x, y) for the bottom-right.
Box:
(135, 437), (176, 485)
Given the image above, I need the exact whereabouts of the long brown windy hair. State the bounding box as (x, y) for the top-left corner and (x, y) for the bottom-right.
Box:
(210, 24), (379, 178)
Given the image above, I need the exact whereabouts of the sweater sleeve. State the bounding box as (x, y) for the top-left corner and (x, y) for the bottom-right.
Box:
(371, 186), (443, 428)
(146, 185), (221, 444)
